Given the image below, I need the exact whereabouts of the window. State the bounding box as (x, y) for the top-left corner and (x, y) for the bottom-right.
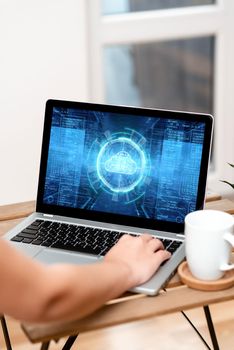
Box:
(103, 37), (214, 114)
(86, 0), (234, 194)
(102, 0), (215, 15)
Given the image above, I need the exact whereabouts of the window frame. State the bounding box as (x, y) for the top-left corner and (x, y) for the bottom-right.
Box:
(86, 0), (234, 195)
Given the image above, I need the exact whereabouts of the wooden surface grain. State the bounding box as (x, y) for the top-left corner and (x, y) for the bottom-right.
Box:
(205, 198), (234, 214)
(0, 201), (35, 221)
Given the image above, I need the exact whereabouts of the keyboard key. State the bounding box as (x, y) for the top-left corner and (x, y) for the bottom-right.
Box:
(22, 238), (33, 243)
(11, 236), (23, 242)
(21, 228), (38, 234)
(167, 241), (182, 254)
(41, 221), (52, 228)
(41, 240), (53, 247)
(163, 239), (173, 249)
(32, 239), (43, 245)
(50, 242), (64, 249)
(18, 232), (38, 239)
(30, 220), (42, 227)
(51, 242), (101, 256)
(75, 243), (101, 255)
(170, 241), (182, 248)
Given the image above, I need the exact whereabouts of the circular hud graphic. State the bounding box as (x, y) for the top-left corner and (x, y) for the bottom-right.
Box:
(97, 137), (146, 193)
(87, 129), (150, 204)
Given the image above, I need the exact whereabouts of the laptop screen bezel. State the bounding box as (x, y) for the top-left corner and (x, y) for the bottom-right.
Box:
(36, 99), (213, 234)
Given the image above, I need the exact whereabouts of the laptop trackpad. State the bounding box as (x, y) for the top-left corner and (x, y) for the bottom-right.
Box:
(35, 249), (99, 265)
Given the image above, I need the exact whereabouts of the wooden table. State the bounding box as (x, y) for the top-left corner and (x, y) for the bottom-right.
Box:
(0, 197), (234, 350)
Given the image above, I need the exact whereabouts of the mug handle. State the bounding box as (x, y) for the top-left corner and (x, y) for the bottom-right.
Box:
(220, 232), (234, 271)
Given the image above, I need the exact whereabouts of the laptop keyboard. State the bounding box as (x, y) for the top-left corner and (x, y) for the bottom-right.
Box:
(11, 220), (182, 257)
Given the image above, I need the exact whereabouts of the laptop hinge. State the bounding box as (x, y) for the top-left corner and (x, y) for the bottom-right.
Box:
(42, 214), (54, 218)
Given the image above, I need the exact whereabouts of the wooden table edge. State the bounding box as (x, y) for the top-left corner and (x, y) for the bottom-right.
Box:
(21, 284), (234, 344)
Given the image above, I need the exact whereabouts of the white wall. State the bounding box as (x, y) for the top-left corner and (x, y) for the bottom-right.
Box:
(0, 0), (89, 205)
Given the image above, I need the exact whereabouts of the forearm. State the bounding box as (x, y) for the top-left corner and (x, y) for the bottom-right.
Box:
(0, 234), (169, 323)
(36, 261), (132, 323)
(0, 240), (132, 323)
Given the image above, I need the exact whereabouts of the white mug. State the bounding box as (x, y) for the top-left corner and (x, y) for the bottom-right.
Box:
(185, 209), (234, 280)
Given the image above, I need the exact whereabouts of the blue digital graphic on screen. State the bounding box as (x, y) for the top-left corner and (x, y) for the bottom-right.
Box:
(97, 136), (147, 193)
(43, 107), (205, 223)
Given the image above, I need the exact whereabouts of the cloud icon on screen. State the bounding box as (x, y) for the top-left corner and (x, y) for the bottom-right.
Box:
(104, 151), (137, 175)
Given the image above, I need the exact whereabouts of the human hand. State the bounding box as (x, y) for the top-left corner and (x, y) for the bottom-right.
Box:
(104, 234), (171, 287)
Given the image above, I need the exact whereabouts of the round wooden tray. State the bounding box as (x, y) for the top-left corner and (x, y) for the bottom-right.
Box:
(178, 261), (234, 291)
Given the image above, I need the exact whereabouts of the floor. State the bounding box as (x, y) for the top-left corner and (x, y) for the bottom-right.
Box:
(1, 300), (233, 350)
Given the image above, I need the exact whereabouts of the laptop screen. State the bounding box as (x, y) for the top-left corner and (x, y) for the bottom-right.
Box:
(37, 100), (213, 232)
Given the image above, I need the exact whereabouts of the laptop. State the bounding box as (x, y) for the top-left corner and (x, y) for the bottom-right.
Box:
(4, 99), (213, 295)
